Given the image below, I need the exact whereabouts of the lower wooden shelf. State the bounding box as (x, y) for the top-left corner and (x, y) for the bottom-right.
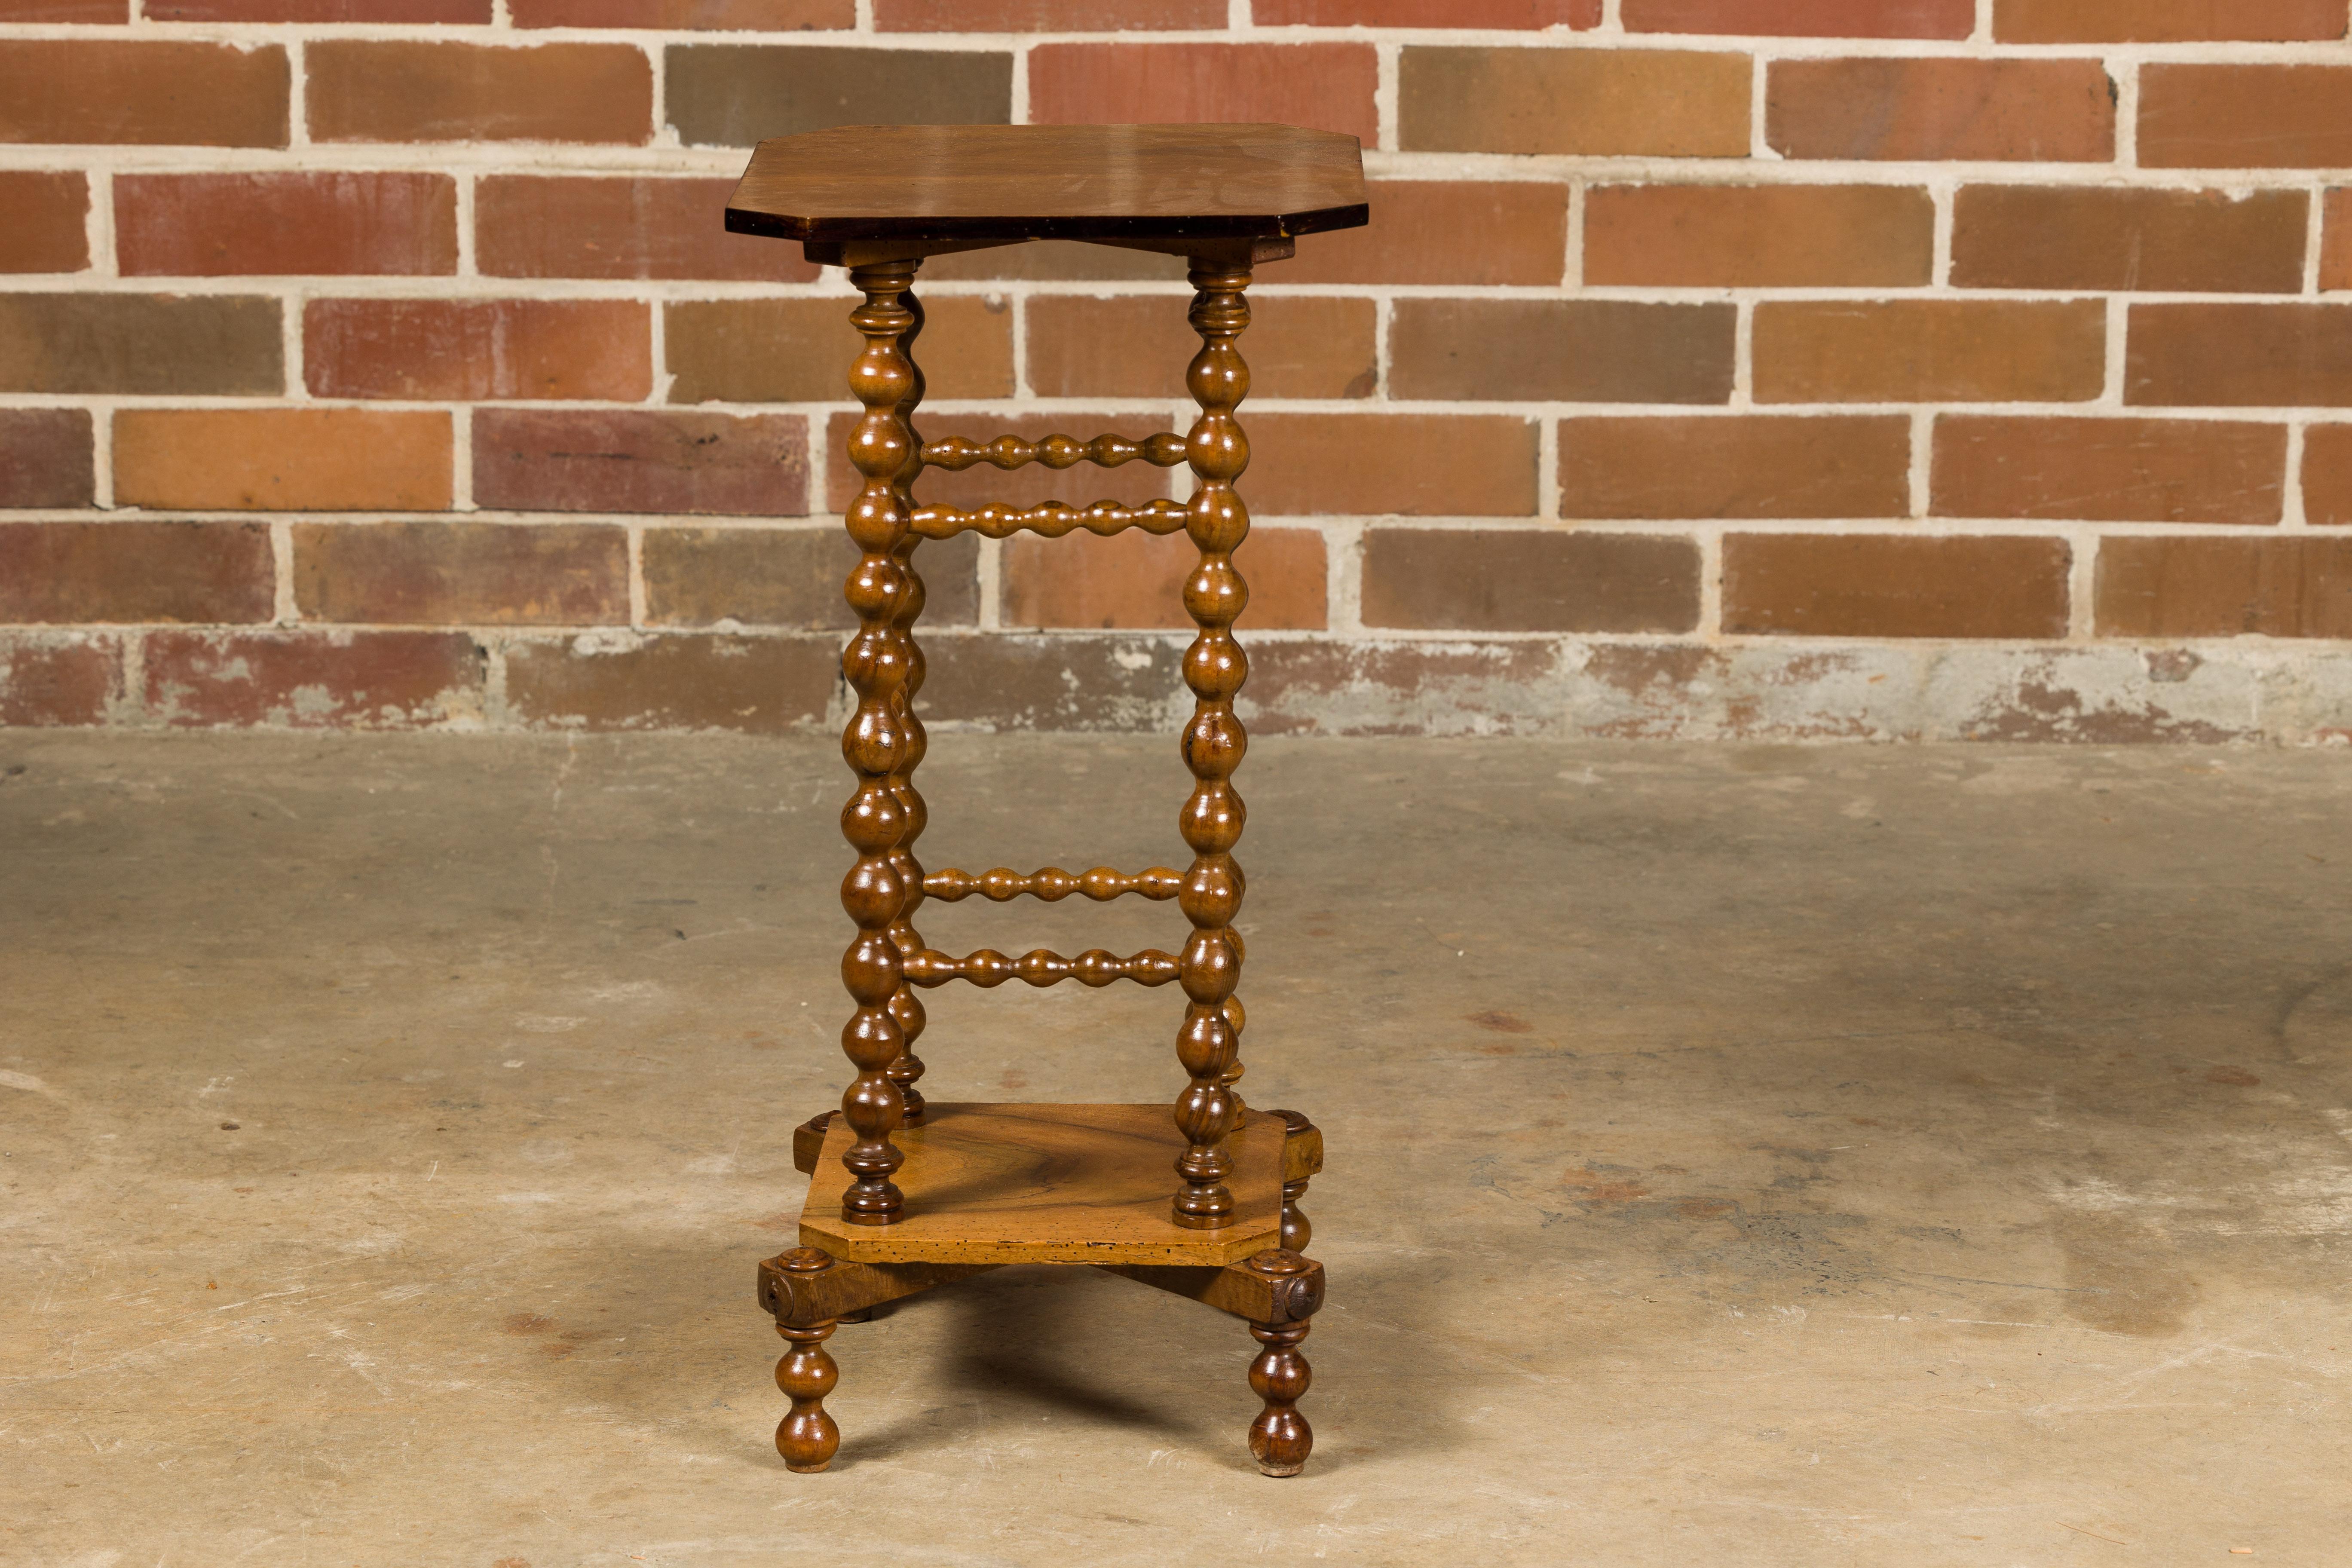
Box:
(796, 1102), (1283, 1266)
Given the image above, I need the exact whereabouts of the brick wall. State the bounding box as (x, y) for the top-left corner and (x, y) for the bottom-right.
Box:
(5, 1), (2352, 741)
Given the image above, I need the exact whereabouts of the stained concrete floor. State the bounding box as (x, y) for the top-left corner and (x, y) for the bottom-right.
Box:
(6, 732), (2352, 1566)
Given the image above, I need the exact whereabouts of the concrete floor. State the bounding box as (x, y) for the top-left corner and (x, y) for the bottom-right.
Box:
(5, 732), (2351, 1566)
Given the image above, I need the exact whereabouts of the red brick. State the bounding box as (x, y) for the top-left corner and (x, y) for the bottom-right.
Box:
(0, 634), (117, 727)
(145, 629), (481, 729)
(1723, 535), (2072, 638)
(473, 410), (806, 517)
(1247, 415), (1538, 517)
(1257, 0), (1597, 21)
(0, 172), (87, 273)
(117, 173), (456, 279)
(1000, 527), (1326, 631)
(114, 410), (452, 513)
(1932, 417), (2285, 525)
(294, 522), (628, 627)
(0, 0), (127, 18)
(307, 43), (651, 146)
(2142, 66), (2352, 169)
(879, 0), (1215, 24)
(1362, 529), (1700, 634)
(1391, 300), (1735, 404)
(666, 297), (1008, 404)
(305, 299), (649, 402)
(1627, 0), (1971, 34)
(0, 521), (272, 625)
(1029, 44), (1378, 144)
(1584, 184), (1933, 288)
(2126, 304), (2352, 408)
(514, 0), (846, 23)
(0, 42), (287, 148)
(504, 633), (836, 733)
(0, 294), (283, 395)
(0, 410), (93, 508)
(1026, 295), (1375, 401)
(824, 410), (1173, 514)
(1768, 59), (2115, 162)
(2095, 536), (2352, 637)
(2326, 189), (2352, 292)
(1996, 0), (2348, 41)
(643, 528), (977, 629)
(1951, 186), (2306, 294)
(1401, 46), (1750, 156)
(1754, 301), (2106, 404)
(150, 0), (486, 17)
(2301, 424), (2352, 527)
(922, 243), (1188, 284)
(475, 176), (818, 283)
(1561, 416), (1912, 520)
(1272, 181), (1566, 288)
(665, 47), (1010, 147)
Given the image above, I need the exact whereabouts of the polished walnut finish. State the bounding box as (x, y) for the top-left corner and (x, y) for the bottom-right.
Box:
(746, 121), (1364, 1480)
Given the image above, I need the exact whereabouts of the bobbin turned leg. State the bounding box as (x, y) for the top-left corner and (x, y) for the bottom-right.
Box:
(883, 280), (933, 1126)
(775, 1318), (840, 1472)
(1171, 257), (1255, 1228)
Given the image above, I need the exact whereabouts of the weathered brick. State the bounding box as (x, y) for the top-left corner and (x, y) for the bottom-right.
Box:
(1723, 535), (2071, 638)
(473, 410), (806, 517)
(0, 294), (282, 395)
(1584, 184), (1933, 288)
(505, 633), (836, 733)
(665, 297), (1009, 404)
(0, 0), (128, 18)
(0, 634), (117, 728)
(908, 633), (1184, 730)
(1996, 0), (2349, 41)
(117, 172), (456, 278)
(1401, 47), (1751, 156)
(823, 410), (1174, 513)
(1257, 0), (1597, 23)
(0, 521), (273, 625)
(1932, 417), (2286, 524)
(307, 43), (651, 145)
(1029, 44), (1378, 144)
(1391, 300), (1736, 404)
(1246, 415), (1538, 517)
(1627, 0), (1971, 33)
(0, 172), (87, 273)
(115, 410), (453, 512)
(514, 0), (848, 24)
(2126, 304), (2352, 408)
(643, 528), (977, 628)
(476, 177), (818, 283)
(1274, 181), (1567, 288)
(2141, 66), (2352, 169)
(294, 523), (626, 627)
(2299, 423), (2352, 527)
(145, 629), (482, 728)
(1951, 186), (2306, 294)
(1026, 295), (1375, 401)
(1768, 59), (2115, 162)
(305, 299), (649, 401)
(1754, 301), (2105, 404)
(2096, 536), (2352, 637)
(922, 243), (1187, 284)
(1362, 529), (1700, 634)
(2325, 188), (2352, 292)
(1000, 527), (1326, 631)
(0, 42), (287, 148)
(880, 0), (1217, 24)
(1561, 416), (1912, 520)
(667, 47), (1010, 147)
(150, 0), (487, 18)
(0, 410), (93, 508)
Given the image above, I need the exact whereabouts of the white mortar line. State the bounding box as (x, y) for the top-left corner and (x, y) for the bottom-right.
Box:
(2111, 56), (2138, 172)
(1374, 40), (1399, 154)
(1908, 410), (1933, 519)
(2284, 423), (2308, 529)
(450, 406), (473, 510)
(90, 406), (113, 510)
(625, 520), (646, 628)
(271, 518), (296, 623)
(86, 168), (114, 279)
(2306, 186), (2328, 295)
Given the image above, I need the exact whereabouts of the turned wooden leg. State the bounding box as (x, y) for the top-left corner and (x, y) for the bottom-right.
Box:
(775, 1318), (841, 1472)
(883, 281), (932, 1127)
(1171, 257), (1254, 1228)
(1247, 1320), (1312, 1477)
(1275, 1108), (1317, 1252)
(836, 258), (925, 1225)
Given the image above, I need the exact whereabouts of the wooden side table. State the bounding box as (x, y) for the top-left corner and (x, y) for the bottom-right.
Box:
(726, 123), (1369, 1478)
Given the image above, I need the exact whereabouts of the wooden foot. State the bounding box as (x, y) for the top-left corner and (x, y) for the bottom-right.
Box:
(774, 1319), (840, 1473)
(1247, 1317), (1312, 1477)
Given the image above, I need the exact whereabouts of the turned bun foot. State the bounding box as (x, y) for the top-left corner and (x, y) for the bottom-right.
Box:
(1247, 1318), (1313, 1476)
